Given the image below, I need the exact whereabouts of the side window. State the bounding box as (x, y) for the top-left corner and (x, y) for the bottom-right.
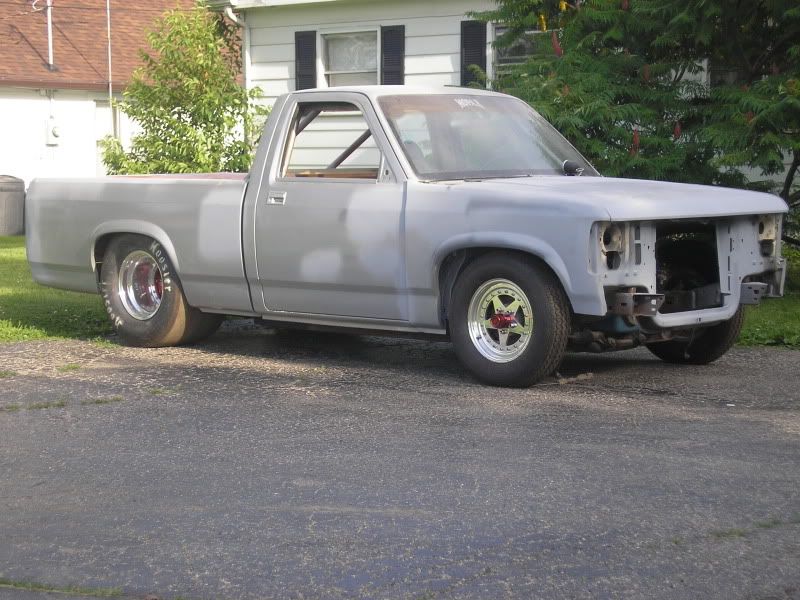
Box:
(282, 102), (382, 180)
(493, 25), (554, 78)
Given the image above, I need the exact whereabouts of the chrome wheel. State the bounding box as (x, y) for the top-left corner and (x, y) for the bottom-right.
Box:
(466, 278), (534, 363)
(117, 250), (164, 320)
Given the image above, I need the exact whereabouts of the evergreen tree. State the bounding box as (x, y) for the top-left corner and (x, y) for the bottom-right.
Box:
(664, 0), (800, 239)
(101, 3), (267, 174)
(481, 0), (731, 184)
(478, 0), (800, 239)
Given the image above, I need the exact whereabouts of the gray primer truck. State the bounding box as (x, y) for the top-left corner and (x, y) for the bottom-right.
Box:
(26, 86), (788, 386)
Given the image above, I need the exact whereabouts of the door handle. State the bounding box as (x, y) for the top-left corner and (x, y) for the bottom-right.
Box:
(266, 191), (286, 205)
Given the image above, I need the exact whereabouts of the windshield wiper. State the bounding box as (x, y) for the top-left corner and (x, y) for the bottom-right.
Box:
(462, 174), (534, 181)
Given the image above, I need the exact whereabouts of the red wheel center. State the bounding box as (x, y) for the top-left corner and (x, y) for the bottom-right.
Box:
(490, 312), (516, 329)
(134, 264), (151, 291)
(133, 263), (163, 304)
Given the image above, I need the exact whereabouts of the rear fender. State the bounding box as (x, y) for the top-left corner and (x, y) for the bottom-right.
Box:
(91, 221), (180, 274)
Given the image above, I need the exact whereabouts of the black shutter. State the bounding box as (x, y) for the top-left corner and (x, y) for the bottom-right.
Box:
(295, 31), (317, 90)
(460, 20), (486, 87)
(381, 25), (405, 85)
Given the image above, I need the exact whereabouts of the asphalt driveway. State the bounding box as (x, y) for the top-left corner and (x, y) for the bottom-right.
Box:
(1, 322), (799, 599)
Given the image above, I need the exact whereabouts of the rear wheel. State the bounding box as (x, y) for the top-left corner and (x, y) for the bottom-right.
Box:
(99, 234), (222, 347)
(449, 253), (570, 387)
(646, 307), (744, 365)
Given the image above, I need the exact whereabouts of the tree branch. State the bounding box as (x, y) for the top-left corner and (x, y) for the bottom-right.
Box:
(780, 151), (800, 201)
(751, 30), (798, 76)
(672, 64), (687, 85)
(782, 233), (800, 248)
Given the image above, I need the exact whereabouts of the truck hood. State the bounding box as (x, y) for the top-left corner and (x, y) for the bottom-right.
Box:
(451, 176), (788, 221)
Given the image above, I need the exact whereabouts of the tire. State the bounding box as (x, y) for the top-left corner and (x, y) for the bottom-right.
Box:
(99, 234), (222, 347)
(449, 252), (570, 387)
(646, 307), (745, 365)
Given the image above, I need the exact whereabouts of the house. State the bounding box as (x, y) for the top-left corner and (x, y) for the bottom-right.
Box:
(209, 0), (499, 108)
(0, 0), (192, 186)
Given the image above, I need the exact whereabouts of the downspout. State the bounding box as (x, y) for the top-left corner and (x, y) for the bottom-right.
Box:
(224, 5), (253, 148)
(225, 6), (250, 91)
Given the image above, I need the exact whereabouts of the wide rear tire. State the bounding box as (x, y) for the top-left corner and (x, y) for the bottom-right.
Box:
(646, 307), (745, 365)
(99, 234), (222, 347)
(449, 253), (570, 387)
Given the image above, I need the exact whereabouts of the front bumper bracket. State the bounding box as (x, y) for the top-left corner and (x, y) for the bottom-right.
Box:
(740, 282), (769, 305)
(610, 292), (665, 317)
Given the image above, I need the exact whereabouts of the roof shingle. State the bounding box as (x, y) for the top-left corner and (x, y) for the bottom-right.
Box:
(0, 1), (195, 91)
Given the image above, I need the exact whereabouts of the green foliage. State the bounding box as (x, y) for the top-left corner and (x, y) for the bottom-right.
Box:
(477, 0), (800, 236)
(101, 3), (268, 174)
(480, 1), (737, 184)
(673, 0), (800, 230)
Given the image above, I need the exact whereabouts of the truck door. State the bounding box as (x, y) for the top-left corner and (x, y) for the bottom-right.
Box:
(252, 95), (407, 321)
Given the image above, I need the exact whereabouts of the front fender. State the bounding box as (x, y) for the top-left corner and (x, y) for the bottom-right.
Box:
(433, 232), (574, 299)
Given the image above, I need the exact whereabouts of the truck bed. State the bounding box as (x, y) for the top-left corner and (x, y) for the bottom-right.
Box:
(26, 175), (254, 314)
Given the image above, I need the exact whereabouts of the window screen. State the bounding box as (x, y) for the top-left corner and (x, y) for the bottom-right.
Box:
(323, 32), (378, 87)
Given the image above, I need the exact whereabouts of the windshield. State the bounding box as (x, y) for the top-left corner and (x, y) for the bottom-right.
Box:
(378, 94), (597, 180)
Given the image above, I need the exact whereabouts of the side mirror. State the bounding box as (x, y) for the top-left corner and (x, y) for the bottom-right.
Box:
(562, 160), (584, 176)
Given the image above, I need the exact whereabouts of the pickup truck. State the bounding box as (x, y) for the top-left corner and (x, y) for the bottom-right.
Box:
(26, 86), (788, 387)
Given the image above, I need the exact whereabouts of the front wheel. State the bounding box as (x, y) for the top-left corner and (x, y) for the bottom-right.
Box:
(449, 253), (570, 387)
(99, 234), (222, 347)
(646, 307), (745, 365)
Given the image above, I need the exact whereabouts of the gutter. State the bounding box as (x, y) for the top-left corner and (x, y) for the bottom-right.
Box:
(0, 78), (128, 93)
(209, 0), (343, 8)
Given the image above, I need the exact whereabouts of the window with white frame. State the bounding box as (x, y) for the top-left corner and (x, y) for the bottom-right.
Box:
(323, 31), (379, 86)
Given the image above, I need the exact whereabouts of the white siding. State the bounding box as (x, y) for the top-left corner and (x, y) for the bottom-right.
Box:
(0, 87), (136, 187)
(244, 0), (494, 107)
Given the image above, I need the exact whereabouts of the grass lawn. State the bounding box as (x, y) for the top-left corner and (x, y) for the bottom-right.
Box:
(0, 235), (798, 346)
(738, 244), (800, 346)
(0, 236), (110, 342)
(739, 293), (800, 346)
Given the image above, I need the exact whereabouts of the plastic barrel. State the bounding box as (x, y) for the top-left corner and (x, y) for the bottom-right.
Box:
(0, 175), (25, 236)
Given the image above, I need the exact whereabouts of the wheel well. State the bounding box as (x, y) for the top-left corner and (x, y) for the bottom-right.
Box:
(93, 232), (170, 282)
(437, 247), (571, 329)
(93, 234), (115, 278)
